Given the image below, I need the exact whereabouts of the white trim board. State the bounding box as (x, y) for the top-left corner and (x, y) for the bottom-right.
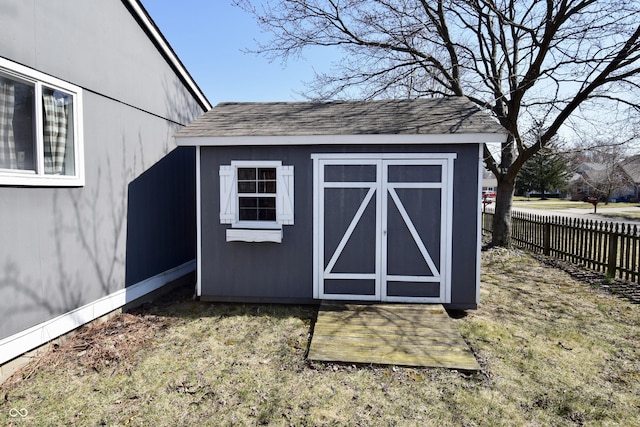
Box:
(0, 260), (196, 366)
(177, 133), (508, 147)
(476, 143), (484, 304)
(196, 146), (202, 297)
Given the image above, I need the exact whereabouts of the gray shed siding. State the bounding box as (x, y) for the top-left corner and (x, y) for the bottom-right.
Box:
(125, 146), (196, 286)
(199, 143), (480, 309)
(0, 1), (205, 342)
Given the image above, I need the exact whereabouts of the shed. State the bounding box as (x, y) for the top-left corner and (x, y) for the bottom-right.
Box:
(175, 98), (508, 309)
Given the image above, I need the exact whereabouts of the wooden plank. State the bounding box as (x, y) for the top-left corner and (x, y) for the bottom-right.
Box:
(308, 302), (480, 371)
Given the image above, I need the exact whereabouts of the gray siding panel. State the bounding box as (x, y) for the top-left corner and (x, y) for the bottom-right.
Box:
(200, 146), (313, 301)
(199, 144), (480, 308)
(0, 0), (203, 123)
(125, 147), (196, 286)
(0, 1), (205, 341)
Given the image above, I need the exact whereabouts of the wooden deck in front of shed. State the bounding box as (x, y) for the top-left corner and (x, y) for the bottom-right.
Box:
(308, 303), (480, 371)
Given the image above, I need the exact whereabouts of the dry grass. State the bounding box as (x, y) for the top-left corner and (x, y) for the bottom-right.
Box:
(513, 198), (639, 211)
(599, 211), (640, 221)
(2, 250), (640, 426)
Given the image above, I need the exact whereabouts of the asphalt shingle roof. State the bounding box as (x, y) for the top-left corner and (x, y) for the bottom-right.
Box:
(174, 98), (507, 138)
(621, 155), (640, 183)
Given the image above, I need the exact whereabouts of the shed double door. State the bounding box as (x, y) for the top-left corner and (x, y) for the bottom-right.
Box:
(313, 154), (455, 303)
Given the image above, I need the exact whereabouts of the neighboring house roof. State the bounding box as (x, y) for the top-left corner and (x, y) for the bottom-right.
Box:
(581, 168), (609, 182)
(125, 0), (211, 111)
(620, 155), (640, 183)
(568, 172), (584, 183)
(578, 162), (606, 173)
(175, 98), (509, 145)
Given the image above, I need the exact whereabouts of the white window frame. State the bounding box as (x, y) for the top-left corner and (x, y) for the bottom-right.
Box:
(0, 57), (84, 187)
(220, 160), (294, 242)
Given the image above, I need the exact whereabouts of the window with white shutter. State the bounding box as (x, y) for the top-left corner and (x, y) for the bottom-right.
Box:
(219, 161), (294, 242)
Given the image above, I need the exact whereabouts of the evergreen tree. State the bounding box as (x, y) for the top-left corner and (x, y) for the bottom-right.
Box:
(516, 147), (572, 199)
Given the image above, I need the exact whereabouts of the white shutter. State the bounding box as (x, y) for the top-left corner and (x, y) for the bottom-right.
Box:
(219, 165), (235, 224)
(277, 165), (294, 225)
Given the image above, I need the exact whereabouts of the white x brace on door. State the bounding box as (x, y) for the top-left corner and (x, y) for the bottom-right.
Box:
(312, 153), (456, 303)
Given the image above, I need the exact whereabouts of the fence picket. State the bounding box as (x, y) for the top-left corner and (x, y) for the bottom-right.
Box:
(483, 210), (638, 286)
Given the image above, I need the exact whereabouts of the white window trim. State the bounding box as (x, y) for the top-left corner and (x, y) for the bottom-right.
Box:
(0, 57), (84, 187)
(220, 160), (294, 242)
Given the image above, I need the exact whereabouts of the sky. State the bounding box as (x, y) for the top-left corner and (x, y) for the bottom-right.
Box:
(140, 0), (335, 106)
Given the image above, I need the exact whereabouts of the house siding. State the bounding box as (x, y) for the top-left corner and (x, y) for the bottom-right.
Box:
(0, 0), (205, 344)
(199, 143), (480, 309)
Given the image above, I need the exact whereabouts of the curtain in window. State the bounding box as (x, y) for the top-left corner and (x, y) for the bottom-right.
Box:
(0, 79), (17, 169)
(42, 92), (68, 174)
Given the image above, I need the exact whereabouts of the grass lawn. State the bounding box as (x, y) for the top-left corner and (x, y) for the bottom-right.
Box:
(2, 250), (639, 426)
(512, 197), (640, 211)
(598, 211), (640, 221)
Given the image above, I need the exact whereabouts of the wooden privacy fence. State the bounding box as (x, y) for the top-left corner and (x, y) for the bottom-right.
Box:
(483, 211), (640, 283)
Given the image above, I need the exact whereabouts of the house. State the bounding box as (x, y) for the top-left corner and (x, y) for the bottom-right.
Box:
(620, 155), (640, 201)
(0, 0), (211, 371)
(175, 99), (508, 309)
(568, 161), (635, 201)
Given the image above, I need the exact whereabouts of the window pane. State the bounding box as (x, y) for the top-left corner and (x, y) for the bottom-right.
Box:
(239, 207), (256, 221)
(238, 167), (276, 195)
(258, 208), (276, 221)
(258, 181), (276, 193)
(257, 197), (276, 220)
(42, 86), (74, 175)
(237, 168), (256, 180)
(238, 182), (256, 193)
(258, 198), (275, 208)
(258, 168), (276, 180)
(0, 74), (35, 171)
(257, 168), (276, 194)
(239, 196), (258, 221)
(238, 196), (276, 221)
(239, 197), (258, 208)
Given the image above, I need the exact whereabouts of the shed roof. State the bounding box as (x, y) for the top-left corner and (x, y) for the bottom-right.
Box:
(175, 98), (508, 146)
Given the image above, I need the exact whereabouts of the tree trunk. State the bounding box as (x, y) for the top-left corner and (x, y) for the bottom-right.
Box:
(491, 177), (515, 247)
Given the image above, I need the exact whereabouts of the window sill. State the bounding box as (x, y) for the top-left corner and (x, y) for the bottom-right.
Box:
(226, 228), (282, 243)
(0, 172), (85, 187)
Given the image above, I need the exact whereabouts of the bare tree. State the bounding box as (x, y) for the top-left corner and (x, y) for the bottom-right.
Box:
(236, 0), (640, 247)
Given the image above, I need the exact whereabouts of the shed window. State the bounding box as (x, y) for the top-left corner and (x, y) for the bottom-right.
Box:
(237, 167), (277, 221)
(0, 58), (84, 186)
(220, 161), (294, 233)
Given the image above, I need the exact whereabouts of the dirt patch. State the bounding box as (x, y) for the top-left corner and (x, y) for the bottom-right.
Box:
(3, 313), (169, 390)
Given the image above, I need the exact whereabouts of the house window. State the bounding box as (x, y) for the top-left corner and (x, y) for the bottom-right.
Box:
(220, 161), (294, 241)
(0, 58), (84, 186)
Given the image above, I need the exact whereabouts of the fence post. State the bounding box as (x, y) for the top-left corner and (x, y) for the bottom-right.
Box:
(543, 219), (551, 256)
(607, 224), (619, 278)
